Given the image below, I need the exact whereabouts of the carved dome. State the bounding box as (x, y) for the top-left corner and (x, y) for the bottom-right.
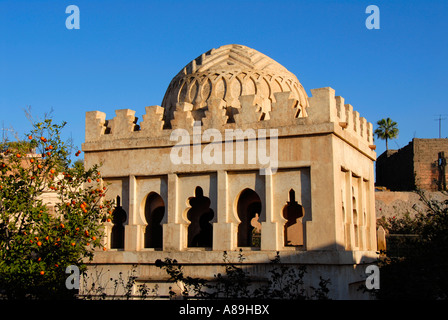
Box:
(161, 44), (309, 124)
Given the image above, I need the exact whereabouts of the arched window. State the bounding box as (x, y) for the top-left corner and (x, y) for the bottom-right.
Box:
(186, 187), (214, 248)
(111, 196), (126, 249)
(144, 193), (165, 249)
(282, 189), (304, 246)
(236, 188), (262, 247)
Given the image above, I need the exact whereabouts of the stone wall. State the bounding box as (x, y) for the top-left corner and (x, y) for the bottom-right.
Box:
(376, 144), (414, 191)
(376, 138), (448, 191)
(413, 139), (448, 191)
(375, 190), (448, 219)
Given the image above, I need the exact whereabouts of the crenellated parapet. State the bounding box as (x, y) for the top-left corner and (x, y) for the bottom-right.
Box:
(84, 86), (374, 154)
(202, 99), (228, 130)
(140, 105), (165, 134)
(85, 111), (107, 142)
(84, 91), (299, 143)
(108, 109), (140, 136)
(308, 87), (374, 147)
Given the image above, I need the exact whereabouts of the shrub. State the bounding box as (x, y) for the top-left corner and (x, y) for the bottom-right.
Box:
(376, 191), (448, 299)
(0, 119), (113, 299)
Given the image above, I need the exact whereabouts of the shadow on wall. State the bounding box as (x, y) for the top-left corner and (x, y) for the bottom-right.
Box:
(111, 196), (126, 249)
(80, 246), (377, 300)
(187, 186), (214, 248)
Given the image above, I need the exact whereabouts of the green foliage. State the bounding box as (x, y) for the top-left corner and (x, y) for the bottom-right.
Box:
(155, 250), (331, 300)
(374, 117), (399, 150)
(0, 118), (113, 299)
(376, 191), (448, 299)
(378, 191), (448, 246)
(377, 212), (423, 235)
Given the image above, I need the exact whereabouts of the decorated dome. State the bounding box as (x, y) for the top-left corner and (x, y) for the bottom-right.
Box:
(161, 44), (309, 124)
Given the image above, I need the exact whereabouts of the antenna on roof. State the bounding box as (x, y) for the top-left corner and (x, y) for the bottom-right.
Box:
(434, 114), (448, 138)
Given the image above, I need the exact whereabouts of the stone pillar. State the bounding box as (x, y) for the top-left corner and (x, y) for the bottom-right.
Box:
(125, 175), (145, 251)
(305, 150), (339, 251)
(261, 169), (279, 251)
(163, 174), (185, 251)
(213, 170), (234, 251)
(102, 223), (112, 250)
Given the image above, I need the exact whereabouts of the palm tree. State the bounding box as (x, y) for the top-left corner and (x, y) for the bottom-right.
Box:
(374, 118), (399, 150)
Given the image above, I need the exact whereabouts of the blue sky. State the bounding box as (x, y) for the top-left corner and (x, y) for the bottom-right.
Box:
(1, 0), (447, 162)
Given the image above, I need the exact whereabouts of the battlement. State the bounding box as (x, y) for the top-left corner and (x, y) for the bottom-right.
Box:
(84, 87), (374, 151)
(308, 87), (374, 146)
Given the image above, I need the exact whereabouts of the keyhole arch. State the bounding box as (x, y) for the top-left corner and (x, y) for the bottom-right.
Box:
(236, 188), (262, 247)
(282, 189), (305, 247)
(185, 186), (214, 248)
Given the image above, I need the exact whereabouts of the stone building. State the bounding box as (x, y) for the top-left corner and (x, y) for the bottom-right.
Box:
(81, 44), (378, 299)
(376, 138), (448, 191)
